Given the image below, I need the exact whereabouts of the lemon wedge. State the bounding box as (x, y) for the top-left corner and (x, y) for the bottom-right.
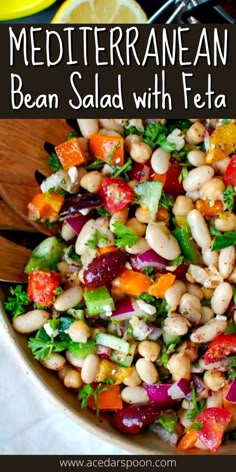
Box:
(51, 0), (147, 23)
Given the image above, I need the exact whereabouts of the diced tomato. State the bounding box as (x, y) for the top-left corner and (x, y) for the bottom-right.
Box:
(89, 134), (124, 167)
(55, 137), (86, 170)
(27, 270), (61, 307)
(203, 334), (236, 364)
(223, 155), (236, 188)
(196, 407), (232, 453)
(163, 159), (184, 196)
(100, 177), (135, 212)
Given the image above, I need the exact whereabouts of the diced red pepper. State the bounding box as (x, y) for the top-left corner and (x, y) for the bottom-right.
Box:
(55, 137), (86, 170)
(223, 155), (236, 188)
(28, 192), (65, 222)
(163, 159), (184, 196)
(196, 407), (232, 453)
(203, 334), (236, 364)
(27, 270), (61, 307)
(100, 177), (135, 212)
(89, 134), (124, 167)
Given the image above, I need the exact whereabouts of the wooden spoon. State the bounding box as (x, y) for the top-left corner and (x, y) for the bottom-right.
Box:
(0, 200), (38, 232)
(0, 236), (31, 283)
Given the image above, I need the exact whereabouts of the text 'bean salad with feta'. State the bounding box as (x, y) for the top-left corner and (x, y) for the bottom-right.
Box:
(5, 117), (236, 453)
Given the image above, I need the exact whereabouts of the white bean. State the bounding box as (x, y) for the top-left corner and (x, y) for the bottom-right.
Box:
(65, 350), (85, 368)
(64, 370), (83, 389)
(172, 196), (194, 217)
(202, 247), (219, 268)
(67, 320), (91, 343)
(200, 306), (214, 324)
(98, 119), (123, 134)
(135, 206), (151, 223)
(167, 353), (191, 381)
(81, 354), (100, 384)
(54, 287), (83, 312)
(80, 171), (103, 193)
(58, 365), (73, 382)
(199, 177), (225, 201)
(123, 367), (142, 387)
(75, 219), (97, 255)
(203, 370), (225, 392)
(165, 280), (186, 312)
(77, 119), (99, 138)
(109, 207), (129, 231)
(183, 166), (214, 192)
(215, 213), (236, 232)
(186, 283), (204, 300)
(179, 293), (202, 324)
(190, 318), (227, 343)
(186, 122), (206, 145)
(187, 149), (206, 167)
(151, 148), (170, 174)
(121, 386), (148, 405)
(125, 237), (150, 255)
(218, 246), (236, 279)
(126, 218), (146, 237)
(146, 223), (181, 261)
(41, 353), (66, 371)
(130, 142), (152, 164)
(211, 282), (233, 315)
(186, 190), (200, 202)
(135, 358), (159, 384)
(163, 313), (190, 336)
(177, 340), (198, 362)
(61, 221), (76, 241)
(138, 341), (161, 361)
(187, 209), (212, 249)
(13, 310), (49, 334)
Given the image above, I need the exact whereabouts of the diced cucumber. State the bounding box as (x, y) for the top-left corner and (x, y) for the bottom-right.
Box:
(25, 237), (65, 273)
(95, 332), (129, 354)
(162, 332), (180, 347)
(134, 181), (163, 218)
(84, 287), (115, 316)
(110, 344), (136, 367)
(67, 308), (84, 320)
(68, 340), (96, 358)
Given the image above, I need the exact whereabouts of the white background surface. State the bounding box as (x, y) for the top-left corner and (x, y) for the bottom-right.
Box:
(0, 327), (127, 455)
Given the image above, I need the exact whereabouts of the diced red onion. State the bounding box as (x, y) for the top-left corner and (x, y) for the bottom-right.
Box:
(227, 300), (236, 319)
(168, 378), (190, 400)
(133, 321), (154, 341)
(148, 327), (162, 341)
(186, 375), (207, 400)
(144, 384), (176, 407)
(150, 423), (179, 446)
(130, 250), (168, 274)
(66, 214), (90, 234)
(96, 344), (111, 359)
(111, 297), (145, 321)
(225, 378), (236, 403)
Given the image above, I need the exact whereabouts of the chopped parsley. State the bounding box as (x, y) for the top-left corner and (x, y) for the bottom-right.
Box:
(156, 343), (177, 368)
(171, 255), (184, 266)
(178, 166), (189, 183)
(96, 207), (112, 217)
(186, 386), (205, 422)
(124, 125), (143, 137)
(158, 413), (177, 434)
(192, 421), (203, 431)
(48, 153), (62, 171)
(67, 130), (80, 139)
(86, 230), (109, 250)
(105, 377), (116, 385)
(167, 119), (192, 133)
(159, 192), (174, 211)
(224, 185), (235, 211)
(142, 267), (155, 277)
(227, 356), (236, 380)
(143, 122), (175, 152)
(107, 142), (121, 164)
(4, 285), (29, 319)
(112, 158), (132, 179)
(87, 159), (104, 171)
(28, 336), (68, 361)
(113, 221), (139, 248)
(54, 286), (64, 296)
(78, 383), (108, 416)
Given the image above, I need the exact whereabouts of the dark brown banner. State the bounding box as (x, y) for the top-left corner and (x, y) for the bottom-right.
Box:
(0, 24), (235, 118)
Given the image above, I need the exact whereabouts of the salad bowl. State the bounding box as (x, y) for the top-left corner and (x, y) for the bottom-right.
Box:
(1, 118), (236, 455)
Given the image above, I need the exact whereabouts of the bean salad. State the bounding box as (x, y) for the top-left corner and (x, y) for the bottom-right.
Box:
(5, 117), (236, 453)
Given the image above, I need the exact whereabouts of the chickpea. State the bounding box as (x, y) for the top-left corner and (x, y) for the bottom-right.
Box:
(203, 370), (226, 392)
(130, 142), (152, 164)
(172, 196), (194, 217)
(64, 370), (83, 389)
(186, 121), (206, 145)
(167, 352), (191, 381)
(126, 218), (146, 237)
(80, 171), (104, 193)
(177, 340), (198, 362)
(215, 213), (236, 232)
(124, 134), (142, 153)
(138, 341), (161, 362)
(135, 206), (151, 223)
(67, 320), (91, 343)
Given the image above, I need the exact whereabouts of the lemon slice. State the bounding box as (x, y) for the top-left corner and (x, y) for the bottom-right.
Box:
(52, 0), (147, 23)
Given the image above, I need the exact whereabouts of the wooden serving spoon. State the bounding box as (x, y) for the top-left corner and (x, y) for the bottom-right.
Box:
(0, 200), (38, 232)
(0, 236), (31, 283)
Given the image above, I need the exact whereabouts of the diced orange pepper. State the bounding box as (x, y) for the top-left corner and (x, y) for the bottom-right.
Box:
(95, 359), (132, 385)
(148, 273), (176, 298)
(28, 192), (65, 222)
(98, 245), (118, 255)
(89, 134), (124, 166)
(206, 123), (236, 164)
(157, 207), (170, 222)
(112, 269), (152, 296)
(196, 199), (223, 217)
(87, 385), (123, 411)
(55, 137), (86, 170)
(151, 172), (167, 184)
(177, 429), (198, 450)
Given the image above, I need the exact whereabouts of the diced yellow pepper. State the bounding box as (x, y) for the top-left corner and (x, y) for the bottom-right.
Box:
(206, 123), (236, 163)
(95, 359), (132, 385)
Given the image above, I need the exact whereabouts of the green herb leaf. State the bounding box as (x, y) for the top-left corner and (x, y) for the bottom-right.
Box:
(107, 142), (121, 164)
(144, 122), (174, 151)
(105, 377), (116, 385)
(4, 285), (29, 319)
(48, 153), (62, 171)
(124, 125), (143, 137)
(87, 159), (104, 171)
(158, 413), (177, 434)
(113, 158), (132, 179)
(209, 226), (222, 237)
(186, 386), (205, 422)
(211, 231), (236, 251)
(96, 207), (112, 217)
(54, 286), (64, 296)
(67, 131), (80, 139)
(224, 185), (235, 211)
(156, 343), (177, 368)
(171, 255), (184, 266)
(159, 192), (174, 211)
(192, 421), (203, 431)
(78, 383), (108, 416)
(178, 166), (189, 183)
(28, 336), (68, 361)
(113, 221), (139, 248)
(86, 230), (109, 250)
(142, 267), (155, 277)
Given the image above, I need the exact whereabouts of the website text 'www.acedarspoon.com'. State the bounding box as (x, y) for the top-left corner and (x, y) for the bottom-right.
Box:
(59, 457), (177, 470)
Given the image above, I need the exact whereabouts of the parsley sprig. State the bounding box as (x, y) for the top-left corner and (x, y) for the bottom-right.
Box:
(28, 336), (68, 361)
(4, 285), (29, 319)
(186, 386), (205, 422)
(113, 221), (139, 248)
(48, 153), (62, 171)
(224, 185), (235, 211)
(143, 122), (175, 152)
(78, 383), (108, 416)
(158, 413), (177, 434)
(86, 230), (109, 250)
